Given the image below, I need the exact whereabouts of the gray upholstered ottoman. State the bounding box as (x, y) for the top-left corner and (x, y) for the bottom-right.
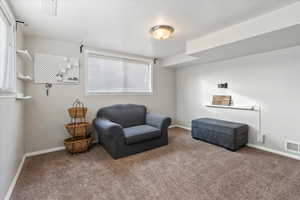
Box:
(192, 118), (248, 151)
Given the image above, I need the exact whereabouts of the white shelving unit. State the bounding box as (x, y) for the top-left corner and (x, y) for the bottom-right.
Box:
(16, 49), (33, 62)
(205, 104), (255, 111)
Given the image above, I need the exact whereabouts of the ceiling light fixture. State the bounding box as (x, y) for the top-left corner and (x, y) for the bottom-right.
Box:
(149, 25), (175, 40)
(41, 0), (57, 16)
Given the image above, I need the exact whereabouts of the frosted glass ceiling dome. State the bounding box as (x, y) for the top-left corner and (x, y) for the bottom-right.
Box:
(149, 25), (175, 40)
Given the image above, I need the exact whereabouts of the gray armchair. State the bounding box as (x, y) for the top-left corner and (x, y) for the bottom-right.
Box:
(93, 104), (171, 159)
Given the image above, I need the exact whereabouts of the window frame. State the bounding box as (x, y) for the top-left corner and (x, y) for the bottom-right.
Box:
(84, 50), (154, 96)
(0, 2), (16, 97)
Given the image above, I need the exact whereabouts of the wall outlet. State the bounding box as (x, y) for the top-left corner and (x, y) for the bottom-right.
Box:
(285, 140), (300, 153)
(257, 133), (265, 143)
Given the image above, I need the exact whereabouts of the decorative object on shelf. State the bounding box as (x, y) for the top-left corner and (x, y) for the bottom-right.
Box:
(16, 49), (33, 62)
(218, 82), (228, 89)
(64, 99), (92, 154)
(55, 58), (79, 83)
(212, 95), (231, 106)
(149, 25), (175, 40)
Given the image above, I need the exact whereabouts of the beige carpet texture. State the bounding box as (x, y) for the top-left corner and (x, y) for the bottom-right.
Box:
(11, 128), (300, 200)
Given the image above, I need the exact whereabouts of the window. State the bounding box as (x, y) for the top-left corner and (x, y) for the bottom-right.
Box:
(0, 6), (15, 93)
(86, 53), (152, 94)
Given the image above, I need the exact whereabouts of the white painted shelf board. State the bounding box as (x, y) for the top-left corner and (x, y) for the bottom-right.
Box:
(16, 96), (32, 100)
(17, 73), (33, 82)
(16, 49), (33, 62)
(17, 77), (32, 81)
(206, 104), (254, 111)
(62, 80), (79, 83)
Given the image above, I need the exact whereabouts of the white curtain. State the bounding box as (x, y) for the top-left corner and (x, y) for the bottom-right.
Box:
(0, 8), (16, 93)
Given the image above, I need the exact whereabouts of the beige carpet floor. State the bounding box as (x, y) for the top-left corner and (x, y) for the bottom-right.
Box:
(11, 128), (300, 200)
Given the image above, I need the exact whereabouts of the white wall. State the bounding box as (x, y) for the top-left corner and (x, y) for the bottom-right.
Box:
(0, 26), (25, 199)
(24, 36), (177, 153)
(176, 45), (300, 154)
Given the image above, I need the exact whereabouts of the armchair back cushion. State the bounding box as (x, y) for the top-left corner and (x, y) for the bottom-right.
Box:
(97, 104), (147, 128)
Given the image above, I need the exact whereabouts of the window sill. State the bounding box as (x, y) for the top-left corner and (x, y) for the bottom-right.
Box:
(86, 91), (154, 96)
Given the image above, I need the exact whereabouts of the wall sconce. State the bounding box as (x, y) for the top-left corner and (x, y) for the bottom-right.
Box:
(218, 82), (228, 89)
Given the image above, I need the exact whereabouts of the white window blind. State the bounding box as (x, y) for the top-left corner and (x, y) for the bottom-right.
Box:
(86, 54), (152, 94)
(0, 7), (15, 93)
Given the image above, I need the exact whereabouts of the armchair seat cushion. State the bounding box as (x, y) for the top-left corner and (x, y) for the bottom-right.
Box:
(123, 125), (161, 145)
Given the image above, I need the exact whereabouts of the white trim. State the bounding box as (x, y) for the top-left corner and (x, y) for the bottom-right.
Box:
(25, 146), (65, 157)
(173, 124), (192, 131)
(169, 125), (177, 128)
(247, 143), (300, 161)
(4, 146), (66, 200)
(0, 0), (15, 25)
(86, 91), (154, 96)
(84, 49), (153, 64)
(0, 1), (17, 95)
(4, 154), (26, 200)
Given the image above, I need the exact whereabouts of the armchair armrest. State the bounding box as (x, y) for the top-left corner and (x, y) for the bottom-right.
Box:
(93, 118), (125, 158)
(146, 113), (171, 130)
(93, 118), (123, 138)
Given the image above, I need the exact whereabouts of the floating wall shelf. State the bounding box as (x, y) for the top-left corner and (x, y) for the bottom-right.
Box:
(16, 96), (32, 100)
(62, 80), (80, 84)
(206, 104), (255, 111)
(17, 73), (33, 82)
(16, 93), (32, 100)
(16, 49), (33, 62)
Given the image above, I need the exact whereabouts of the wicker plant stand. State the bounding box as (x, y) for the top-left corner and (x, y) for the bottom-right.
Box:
(64, 99), (92, 154)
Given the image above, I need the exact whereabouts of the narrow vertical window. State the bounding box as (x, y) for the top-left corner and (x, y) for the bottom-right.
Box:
(0, 7), (15, 93)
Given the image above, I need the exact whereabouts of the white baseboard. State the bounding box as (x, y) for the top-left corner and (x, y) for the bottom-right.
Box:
(25, 146), (65, 157)
(247, 143), (300, 161)
(173, 124), (191, 131)
(4, 146), (66, 200)
(4, 155), (26, 200)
